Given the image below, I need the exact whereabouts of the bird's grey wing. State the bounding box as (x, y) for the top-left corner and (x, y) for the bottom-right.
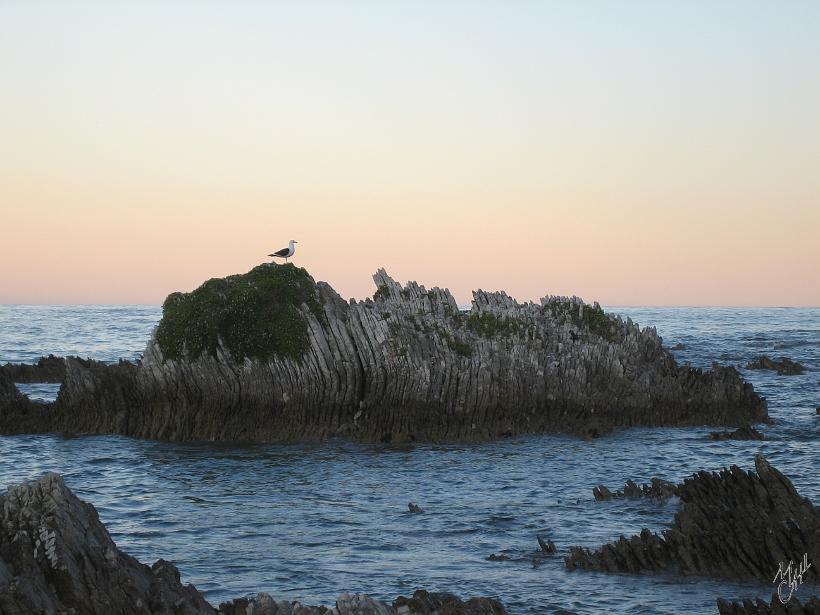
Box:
(270, 248), (290, 257)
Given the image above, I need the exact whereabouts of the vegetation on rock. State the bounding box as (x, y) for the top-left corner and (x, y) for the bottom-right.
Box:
(465, 312), (524, 338)
(155, 263), (323, 363)
(542, 298), (615, 341)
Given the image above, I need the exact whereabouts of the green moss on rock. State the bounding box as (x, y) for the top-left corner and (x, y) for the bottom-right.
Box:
(155, 263), (323, 363)
(543, 298), (615, 341)
(465, 313), (524, 338)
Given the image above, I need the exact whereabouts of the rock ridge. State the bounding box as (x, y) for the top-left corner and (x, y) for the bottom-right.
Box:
(0, 265), (768, 443)
(566, 456), (819, 584)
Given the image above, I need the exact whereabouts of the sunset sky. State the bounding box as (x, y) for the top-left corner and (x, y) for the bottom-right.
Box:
(1, 2), (818, 306)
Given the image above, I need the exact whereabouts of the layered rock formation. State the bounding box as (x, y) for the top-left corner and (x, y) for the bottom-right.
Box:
(0, 474), (508, 615)
(0, 264), (767, 443)
(0, 473), (212, 614)
(566, 456), (819, 584)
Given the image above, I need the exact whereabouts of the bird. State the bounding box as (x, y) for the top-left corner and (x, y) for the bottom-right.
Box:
(268, 240), (298, 263)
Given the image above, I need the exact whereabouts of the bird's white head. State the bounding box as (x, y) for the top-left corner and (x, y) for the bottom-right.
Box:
(290, 239), (298, 245)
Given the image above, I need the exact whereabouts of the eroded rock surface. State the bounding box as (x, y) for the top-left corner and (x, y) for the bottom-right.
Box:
(0, 473), (213, 615)
(566, 456), (820, 583)
(0, 264), (767, 443)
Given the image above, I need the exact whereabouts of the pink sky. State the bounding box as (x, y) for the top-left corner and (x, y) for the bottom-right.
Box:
(1, 3), (818, 306)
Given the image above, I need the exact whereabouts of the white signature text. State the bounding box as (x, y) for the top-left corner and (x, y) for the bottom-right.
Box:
(773, 553), (812, 604)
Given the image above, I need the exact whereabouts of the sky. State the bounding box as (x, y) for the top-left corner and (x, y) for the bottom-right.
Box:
(1, 1), (818, 306)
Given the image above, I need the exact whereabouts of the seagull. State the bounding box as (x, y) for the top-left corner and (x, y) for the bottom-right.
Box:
(268, 239), (298, 262)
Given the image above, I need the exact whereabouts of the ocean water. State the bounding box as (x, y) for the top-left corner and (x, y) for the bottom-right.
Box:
(0, 305), (818, 613)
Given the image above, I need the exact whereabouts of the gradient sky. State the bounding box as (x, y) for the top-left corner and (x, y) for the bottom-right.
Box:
(1, 1), (818, 306)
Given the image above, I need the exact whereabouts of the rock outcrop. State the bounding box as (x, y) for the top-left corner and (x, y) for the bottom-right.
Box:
(0, 355), (66, 384)
(717, 595), (820, 615)
(0, 371), (49, 435)
(0, 264), (767, 443)
(218, 590), (507, 615)
(592, 477), (678, 501)
(566, 456), (819, 584)
(0, 474), (508, 615)
(710, 424), (766, 441)
(0, 473), (213, 614)
(746, 356), (805, 375)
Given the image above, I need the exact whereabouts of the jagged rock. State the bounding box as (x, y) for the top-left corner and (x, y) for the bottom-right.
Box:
(592, 477), (678, 501)
(0, 264), (767, 443)
(0, 355), (66, 384)
(486, 554), (509, 561)
(566, 456), (820, 583)
(536, 535), (556, 554)
(407, 503), (424, 514)
(710, 424), (765, 441)
(218, 590), (507, 615)
(392, 590), (507, 615)
(746, 356), (805, 375)
(717, 594), (820, 614)
(0, 473), (214, 614)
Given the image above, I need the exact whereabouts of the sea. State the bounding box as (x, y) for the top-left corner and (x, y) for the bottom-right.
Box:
(0, 305), (818, 614)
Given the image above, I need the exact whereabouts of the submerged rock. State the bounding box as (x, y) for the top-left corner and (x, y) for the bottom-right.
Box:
(0, 474), (508, 615)
(746, 356), (805, 375)
(0, 264), (767, 443)
(592, 477), (678, 501)
(486, 554), (510, 562)
(536, 535), (557, 554)
(407, 503), (424, 514)
(566, 456), (820, 583)
(710, 424), (765, 441)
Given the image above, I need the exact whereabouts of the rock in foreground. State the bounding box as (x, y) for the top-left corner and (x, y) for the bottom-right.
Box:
(717, 594), (820, 614)
(0, 473), (212, 614)
(566, 456), (819, 583)
(220, 590), (507, 615)
(0, 474), (508, 615)
(0, 264), (767, 443)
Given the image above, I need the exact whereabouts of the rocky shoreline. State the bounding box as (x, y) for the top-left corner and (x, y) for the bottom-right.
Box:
(0, 264), (767, 443)
(2, 459), (817, 614)
(0, 474), (508, 615)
